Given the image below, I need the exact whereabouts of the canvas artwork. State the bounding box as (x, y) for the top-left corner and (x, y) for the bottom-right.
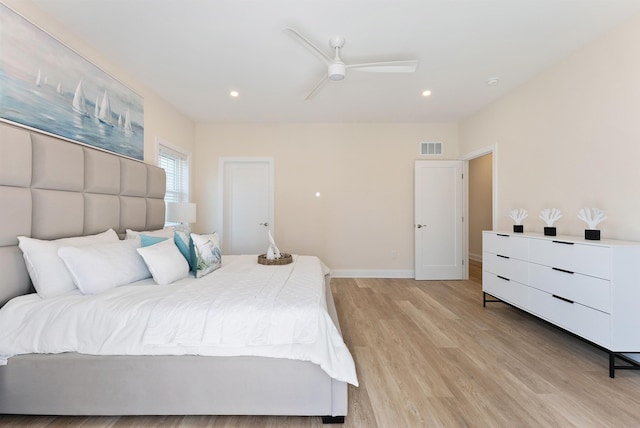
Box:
(0, 4), (144, 160)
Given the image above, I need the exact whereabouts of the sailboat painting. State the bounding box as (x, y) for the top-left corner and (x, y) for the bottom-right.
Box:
(0, 4), (144, 160)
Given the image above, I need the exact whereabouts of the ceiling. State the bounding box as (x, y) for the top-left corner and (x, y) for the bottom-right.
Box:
(30, 0), (640, 123)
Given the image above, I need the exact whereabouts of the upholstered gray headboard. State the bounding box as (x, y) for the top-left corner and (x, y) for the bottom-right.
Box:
(0, 121), (166, 306)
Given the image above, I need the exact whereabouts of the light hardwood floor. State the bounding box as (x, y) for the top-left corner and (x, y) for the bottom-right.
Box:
(3, 260), (640, 427)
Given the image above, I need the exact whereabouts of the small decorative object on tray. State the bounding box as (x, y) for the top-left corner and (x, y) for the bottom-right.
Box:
(258, 253), (293, 265)
(258, 229), (292, 264)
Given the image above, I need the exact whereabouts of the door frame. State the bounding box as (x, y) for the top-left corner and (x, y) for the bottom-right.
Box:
(218, 157), (274, 253)
(461, 144), (498, 279)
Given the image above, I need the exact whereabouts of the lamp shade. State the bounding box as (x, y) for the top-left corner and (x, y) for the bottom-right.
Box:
(166, 202), (196, 224)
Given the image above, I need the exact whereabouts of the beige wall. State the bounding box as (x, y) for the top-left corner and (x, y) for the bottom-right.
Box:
(194, 123), (458, 273)
(460, 13), (640, 240)
(468, 153), (492, 260)
(4, 1), (196, 172)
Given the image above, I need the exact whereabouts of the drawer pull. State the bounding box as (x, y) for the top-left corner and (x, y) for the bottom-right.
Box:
(552, 294), (574, 304)
(552, 267), (574, 275)
(552, 240), (574, 245)
(497, 254), (510, 259)
(497, 234), (510, 237)
(497, 275), (510, 281)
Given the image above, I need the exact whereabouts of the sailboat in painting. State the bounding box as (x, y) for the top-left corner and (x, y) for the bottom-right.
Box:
(35, 69), (41, 87)
(98, 90), (114, 126)
(94, 96), (100, 117)
(123, 109), (133, 135)
(72, 80), (89, 116)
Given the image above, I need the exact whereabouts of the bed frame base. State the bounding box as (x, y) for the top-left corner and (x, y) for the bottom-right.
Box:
(0, 353), (348, 417)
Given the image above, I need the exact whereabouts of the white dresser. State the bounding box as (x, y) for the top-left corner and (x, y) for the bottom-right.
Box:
(482, 231), (640, 377)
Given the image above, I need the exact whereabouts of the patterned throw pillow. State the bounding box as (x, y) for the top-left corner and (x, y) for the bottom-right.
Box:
(190, 233), (222, 278)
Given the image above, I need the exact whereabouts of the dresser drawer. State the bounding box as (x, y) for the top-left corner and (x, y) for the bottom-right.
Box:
(483, 252), (528, 284)
(528, 238), (610, 279)
(483, 272), (529, 309)
(483, 232), (528, 260)
(528, 263), (610, 313)
(527, 287), (610, 348)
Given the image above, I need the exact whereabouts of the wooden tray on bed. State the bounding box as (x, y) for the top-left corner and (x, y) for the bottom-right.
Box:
(257, 253), (293, 265)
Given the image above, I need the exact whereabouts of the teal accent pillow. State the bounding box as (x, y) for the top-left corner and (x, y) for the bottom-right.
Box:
(140, 234), (169, 247)
(174, 231), (196, 272)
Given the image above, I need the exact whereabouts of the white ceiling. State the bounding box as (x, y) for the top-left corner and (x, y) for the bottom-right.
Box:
(30, 0), (640, 123)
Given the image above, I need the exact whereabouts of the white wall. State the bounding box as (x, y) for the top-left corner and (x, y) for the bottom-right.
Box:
(4, 0), (196, 170)
(194, 123), (459, 274)
(460, 13), (640, 240)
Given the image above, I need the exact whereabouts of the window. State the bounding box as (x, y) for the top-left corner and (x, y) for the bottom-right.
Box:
(156, 138), (190, 204)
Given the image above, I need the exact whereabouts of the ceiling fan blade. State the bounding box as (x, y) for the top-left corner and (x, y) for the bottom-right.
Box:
(305, 75), (329, 100)
(283, 27), (332, 65)
(346, 60), (418, 73)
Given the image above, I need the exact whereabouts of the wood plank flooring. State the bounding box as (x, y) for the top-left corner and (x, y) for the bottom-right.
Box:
(3, 260), (640, 427)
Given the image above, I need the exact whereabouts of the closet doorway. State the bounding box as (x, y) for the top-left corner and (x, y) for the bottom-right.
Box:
(463, 146), (495, 281)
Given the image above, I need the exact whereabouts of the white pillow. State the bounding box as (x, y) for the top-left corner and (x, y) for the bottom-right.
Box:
(136, 238), (189, 285)
(17, 229), (119, 299)
(58, 240), (151, 295)
(125, 227), (175, 241)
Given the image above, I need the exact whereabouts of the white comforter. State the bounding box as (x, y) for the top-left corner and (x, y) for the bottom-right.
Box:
(0, 255), (358, 386)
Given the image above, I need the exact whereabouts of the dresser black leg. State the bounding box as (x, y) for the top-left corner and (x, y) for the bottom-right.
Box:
(610, 352), (616, 378)
(322, 415), (345, 424)
(482, 292), (501, 307)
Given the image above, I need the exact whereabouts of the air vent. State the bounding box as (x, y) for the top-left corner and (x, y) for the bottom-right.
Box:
(420, 141), (443, 156)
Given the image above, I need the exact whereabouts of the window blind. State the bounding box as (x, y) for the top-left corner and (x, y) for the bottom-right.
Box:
(158, 145), (189, 203)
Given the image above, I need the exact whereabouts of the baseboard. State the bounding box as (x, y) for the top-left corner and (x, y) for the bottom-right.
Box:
(469, 252), (482, 262)
(331, 269), (415, 279)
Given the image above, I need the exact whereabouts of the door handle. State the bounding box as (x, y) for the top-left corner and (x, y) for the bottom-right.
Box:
(416, 224), (427, 229)
(259, 222), (269, 227)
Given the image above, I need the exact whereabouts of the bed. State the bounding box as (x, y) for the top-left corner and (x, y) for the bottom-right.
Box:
(0, 121), (356, 423)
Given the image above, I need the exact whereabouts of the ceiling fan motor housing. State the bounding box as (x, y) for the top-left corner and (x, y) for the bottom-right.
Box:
(328, 62), (346, 81)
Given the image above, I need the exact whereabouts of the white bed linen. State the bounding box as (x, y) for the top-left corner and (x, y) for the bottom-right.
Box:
(0, 255), (358, 386)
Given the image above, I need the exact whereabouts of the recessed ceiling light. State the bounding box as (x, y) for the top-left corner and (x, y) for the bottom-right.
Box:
(486, 78), (499, 86)
(422, 90), (432, 97)
(230, 90), (239, 98)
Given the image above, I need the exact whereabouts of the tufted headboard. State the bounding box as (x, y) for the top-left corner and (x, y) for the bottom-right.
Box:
(0, 121), (166, 306)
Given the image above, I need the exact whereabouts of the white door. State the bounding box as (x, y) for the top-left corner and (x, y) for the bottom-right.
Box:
(220, 158), (274, 255)
(415, 160), (464, 280)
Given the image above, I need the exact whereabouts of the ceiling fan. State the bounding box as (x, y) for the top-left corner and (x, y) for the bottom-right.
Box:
(283, 27), (418, 100)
